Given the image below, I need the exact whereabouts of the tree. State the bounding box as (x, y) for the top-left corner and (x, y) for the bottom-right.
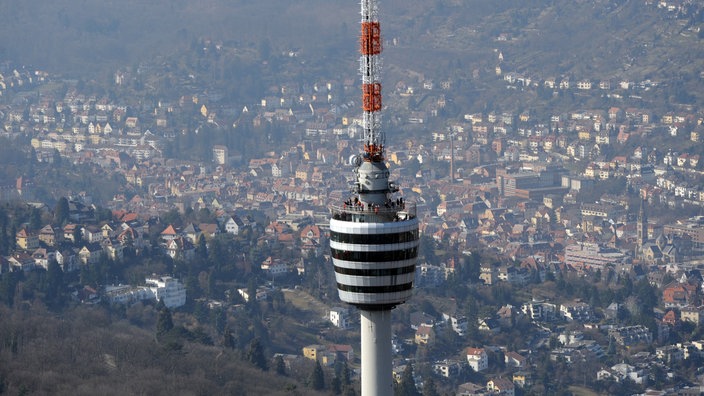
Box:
(0, 208), (8, 255)
(72, 226), (82, 246)
(419, 236), (437, 264)
(156, 299), (174, 337)
(309, 360), (325, 390)
(331, 376), (342, 395)
(211, 306), (226, 335)
(335, 360), (351, 386)
(464, 297), (480, 342)
(54, 197), (70, 226)
(395, 364), (419, 396)
(422, 377), (440, 396)
(246, 337), (268, 371)
(222, 325), (236, 350)
(0, 272), (19, 306)
(634, 278), (657, 313)
(29, 208), (42, 231)
(195, 234), (208, 260)
(274, 355), (286, 376)
(332, 360), (351, 394)
(45, 260), (65, 309)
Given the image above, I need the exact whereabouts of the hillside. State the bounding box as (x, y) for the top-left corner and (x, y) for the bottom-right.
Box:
(384, 0), (703, 85)
(0, 0), (358, 78)
(0, 304), (326, 395)
(2, 0), (703, 88)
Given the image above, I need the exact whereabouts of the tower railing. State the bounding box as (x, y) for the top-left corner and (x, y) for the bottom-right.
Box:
(330, 201), (416, 223)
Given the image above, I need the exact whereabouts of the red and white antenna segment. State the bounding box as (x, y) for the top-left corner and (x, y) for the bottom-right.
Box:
(360, 0), (384, 162)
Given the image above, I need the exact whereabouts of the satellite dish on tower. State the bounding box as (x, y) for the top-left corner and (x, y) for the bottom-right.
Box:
(349, 154), (362, 167)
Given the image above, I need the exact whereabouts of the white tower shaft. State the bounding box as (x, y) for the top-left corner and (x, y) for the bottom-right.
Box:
(361, 310), (393, 396)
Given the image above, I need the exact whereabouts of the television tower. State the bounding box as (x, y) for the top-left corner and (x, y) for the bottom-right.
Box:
(329, 1), (420, 394)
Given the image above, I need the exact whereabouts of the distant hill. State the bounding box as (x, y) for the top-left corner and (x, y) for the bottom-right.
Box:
(1, 0), (702, 92)
(383, 0), (704, 84)
(0, 0), (359, 78)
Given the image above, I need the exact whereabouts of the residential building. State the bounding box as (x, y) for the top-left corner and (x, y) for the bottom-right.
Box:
(564, 243), (626, 271)
(596, 363), (647, 385)
(224, 215), (244, 235)
(105, 276), (186, 308)
(504, 351), (527, 369)
(145, 276), (186, 308)
(16, 229), (39, 250)
(443, 313), (468, 336)
(608, 325), (653, 346)
(303, 344), (327, 362)
(415, 323), (435, 345)
(329, 307), (350, 329)
(522, 299), (557, 322)
(487, 377), (515, 395)
(680, 305), (704, 325)
(559, 301), (594, 322)
(466, 347), (489, 372)
(433, 359), (462, 378)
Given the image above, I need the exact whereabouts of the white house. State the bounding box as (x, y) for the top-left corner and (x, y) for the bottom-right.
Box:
(329, 307), (350, 329)
(225, 215), (245, 235)
(596, 363), (647, 385)
(105, 276), (186, 309)
(466, 347), (488, 372)
(261, 256), (289, 275)
(442, 312), (468, 336)
(145, 276), (186, 308)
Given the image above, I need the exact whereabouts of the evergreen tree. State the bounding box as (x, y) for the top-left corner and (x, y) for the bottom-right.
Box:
(45, 259), (64, 309)
(195, 234), (208, 260)
(156, 299), (174, 337)
(466, 251), (481, 283)
(222, 325), (236, 350)
(331, 376), (342, 395)
(211, 306), (226, 335)
(72, 226), (82, 246)
(0, 207), (7, 255)
(332, 359), (351, 395)
(246, 337), (268, 371)
(9, 224), (16, 252)
(274, 355), (286, 376)
(464, 297), (480, 342)
(0, 272), (19, 306)
(54, 197), (70, 226)
(395, 364), (419, 396)
(342, 387), (357, 396)
(607, 336), (617, 357)
(309, 360), (325, 390)
(422, 377), (440, 396)
(29, 208), (41, 231)
(245, 278), (259, 313)
(335, 360), (351, 386)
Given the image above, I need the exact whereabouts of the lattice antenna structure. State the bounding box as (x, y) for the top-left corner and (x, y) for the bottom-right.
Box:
(360, 0), (384, 163)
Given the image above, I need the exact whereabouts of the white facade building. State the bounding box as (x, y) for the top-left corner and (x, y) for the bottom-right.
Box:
(329, 307), (351, 329)
(466, 347), (489, 372)
(146, 276), (187, 308)
(105, 276), (186, 308)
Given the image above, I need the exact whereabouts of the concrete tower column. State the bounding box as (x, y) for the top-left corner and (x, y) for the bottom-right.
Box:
(360, 309), (393, 396)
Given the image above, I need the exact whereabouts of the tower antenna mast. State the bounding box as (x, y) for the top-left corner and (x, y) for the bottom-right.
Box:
(360, 0), (384, 163)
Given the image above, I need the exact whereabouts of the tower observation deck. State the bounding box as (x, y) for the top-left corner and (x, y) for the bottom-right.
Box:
(329, 0), (420, 394)
(330, 198), (418, 310)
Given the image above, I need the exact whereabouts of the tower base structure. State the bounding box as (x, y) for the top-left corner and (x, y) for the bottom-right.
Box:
(360, 309), (393, 396)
